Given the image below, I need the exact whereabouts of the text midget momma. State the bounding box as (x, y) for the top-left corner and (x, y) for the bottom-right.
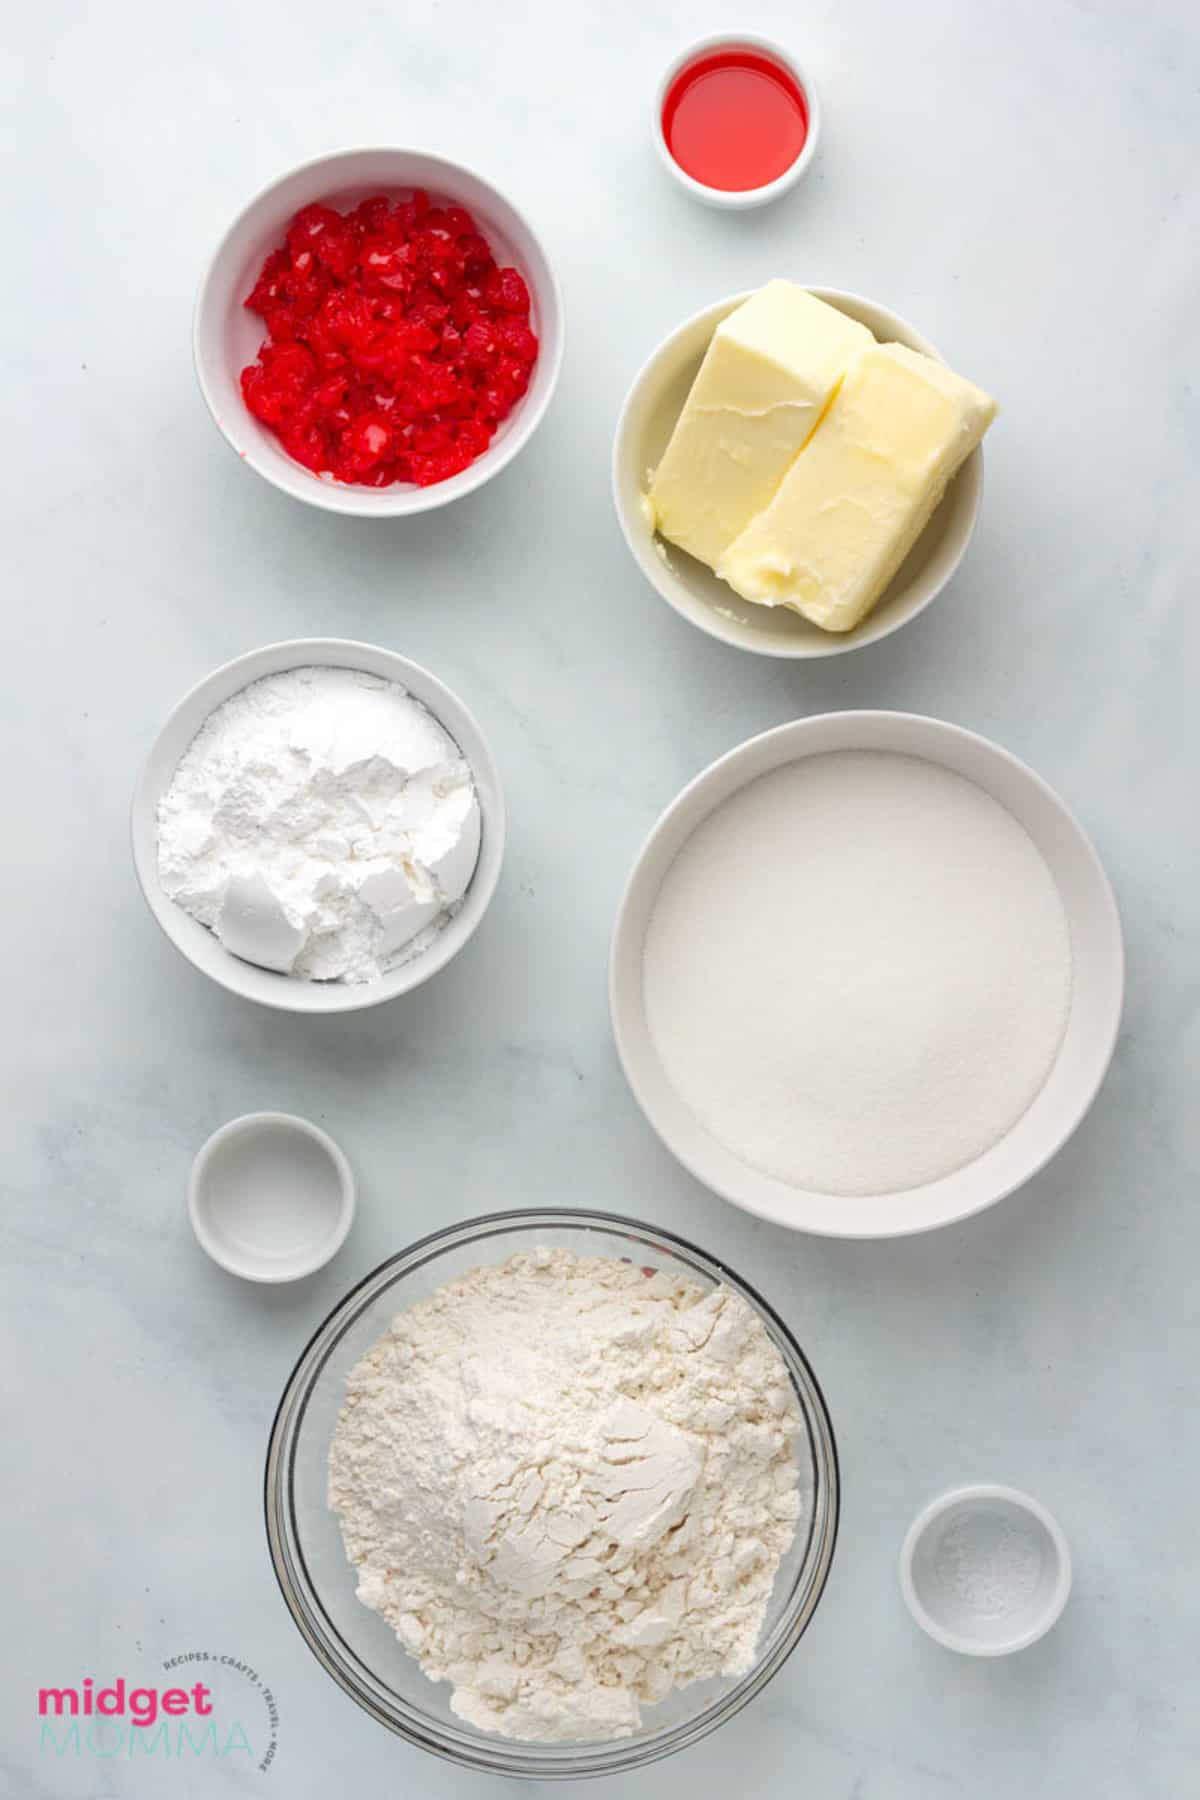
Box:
(38, 1678), (253, 1761)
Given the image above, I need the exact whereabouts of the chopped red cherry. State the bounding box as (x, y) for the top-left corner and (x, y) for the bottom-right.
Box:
(240, 193), (537, 488)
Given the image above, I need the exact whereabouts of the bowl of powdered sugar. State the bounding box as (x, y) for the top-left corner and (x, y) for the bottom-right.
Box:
(132, 639), (503, 1012)
(265, 1210), (838, 1776)
(611, 711), (1124, 1237)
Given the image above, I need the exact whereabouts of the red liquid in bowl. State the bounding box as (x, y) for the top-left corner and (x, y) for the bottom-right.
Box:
(662, 48), (809, 193)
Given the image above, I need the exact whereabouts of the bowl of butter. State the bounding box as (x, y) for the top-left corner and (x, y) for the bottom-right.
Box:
(612, 282), (996, 657)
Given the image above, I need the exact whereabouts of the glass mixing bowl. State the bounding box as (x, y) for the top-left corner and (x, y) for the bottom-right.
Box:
(265, 1209), (839, 1777)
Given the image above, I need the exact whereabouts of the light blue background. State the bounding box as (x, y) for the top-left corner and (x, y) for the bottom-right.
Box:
(3, 1), (1197, 1794)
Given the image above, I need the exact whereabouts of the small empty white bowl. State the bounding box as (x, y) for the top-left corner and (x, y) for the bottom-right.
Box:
(189, 1113), (355, 1282)
(194, 147), (564, 516)
(612, 288), (985, 658)
(653, 35), (820, 210)
(131, 637), (505, 1014)
(900, 1485), (1072, 1656)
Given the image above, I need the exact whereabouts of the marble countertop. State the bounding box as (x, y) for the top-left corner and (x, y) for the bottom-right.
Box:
(4, 0), (1198, 1794)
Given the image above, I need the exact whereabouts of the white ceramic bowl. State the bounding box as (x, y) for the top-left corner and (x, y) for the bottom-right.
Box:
(189, 1112), (356, 1282)
(900, 1485), (1072, 1656)
(194, 148), (564, 515)
(612, 289), (985, 657)
(610, 711), (1123, 1237)
(653, 35), (821, 210)
(132, 638), (505, 1013)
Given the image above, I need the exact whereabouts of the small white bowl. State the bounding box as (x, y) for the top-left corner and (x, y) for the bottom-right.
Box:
(900, 1485), (1072, 1656)
(194, 147), (564, 516)
(189, 1113), (356, 1283)
(612, 289), (985, 658)
(132, 638), (505, 1013)
(653, 35), (821, 210)
(610, 711), (1123, 1238)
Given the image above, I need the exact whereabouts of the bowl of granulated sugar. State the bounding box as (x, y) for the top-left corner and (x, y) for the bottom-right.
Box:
(610, 711), (1123, 1238)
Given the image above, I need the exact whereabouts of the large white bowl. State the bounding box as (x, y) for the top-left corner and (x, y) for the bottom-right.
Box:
(612, 290), (986, 657)
(610, 712), (1123, 1237)
(132, 639), (505, 1013)
(194, 148), (564, 516)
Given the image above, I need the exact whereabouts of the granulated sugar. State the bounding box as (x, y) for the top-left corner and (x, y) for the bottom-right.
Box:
(642, 751), (1072, 1196)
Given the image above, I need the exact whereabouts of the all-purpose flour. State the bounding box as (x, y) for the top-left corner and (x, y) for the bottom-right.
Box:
(157, 666), (480, 983)
(328, 1249), (807, 1742)
(643, 751), (1073, 1197)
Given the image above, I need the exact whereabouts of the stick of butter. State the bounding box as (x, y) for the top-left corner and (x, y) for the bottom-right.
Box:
(717, 342), (997, 632)
(645, 282), (874, 569)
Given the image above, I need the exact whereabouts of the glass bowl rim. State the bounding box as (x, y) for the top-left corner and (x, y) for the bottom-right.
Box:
(264, 1205), (840, 1777)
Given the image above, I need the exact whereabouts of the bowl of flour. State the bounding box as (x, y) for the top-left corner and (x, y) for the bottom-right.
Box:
(132, 639), (504, 1012)
(265, 1210), (839, 1776)
(611, 711), (1124, 1237)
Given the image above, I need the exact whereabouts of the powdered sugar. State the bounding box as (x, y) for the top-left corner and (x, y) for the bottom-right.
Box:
(327, 1248), (808, 1742)
(156, 666), (480, 984)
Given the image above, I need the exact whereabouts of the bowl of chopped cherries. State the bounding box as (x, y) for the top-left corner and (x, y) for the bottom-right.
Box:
(194, 148), (564, 515)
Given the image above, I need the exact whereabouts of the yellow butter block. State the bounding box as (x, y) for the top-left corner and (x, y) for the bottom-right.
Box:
(717, 342), (996, 631)
(646, 282), (874, 570)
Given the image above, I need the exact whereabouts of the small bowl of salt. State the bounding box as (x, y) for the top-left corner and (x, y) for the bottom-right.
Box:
(900, 1484), (1072, 1656)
